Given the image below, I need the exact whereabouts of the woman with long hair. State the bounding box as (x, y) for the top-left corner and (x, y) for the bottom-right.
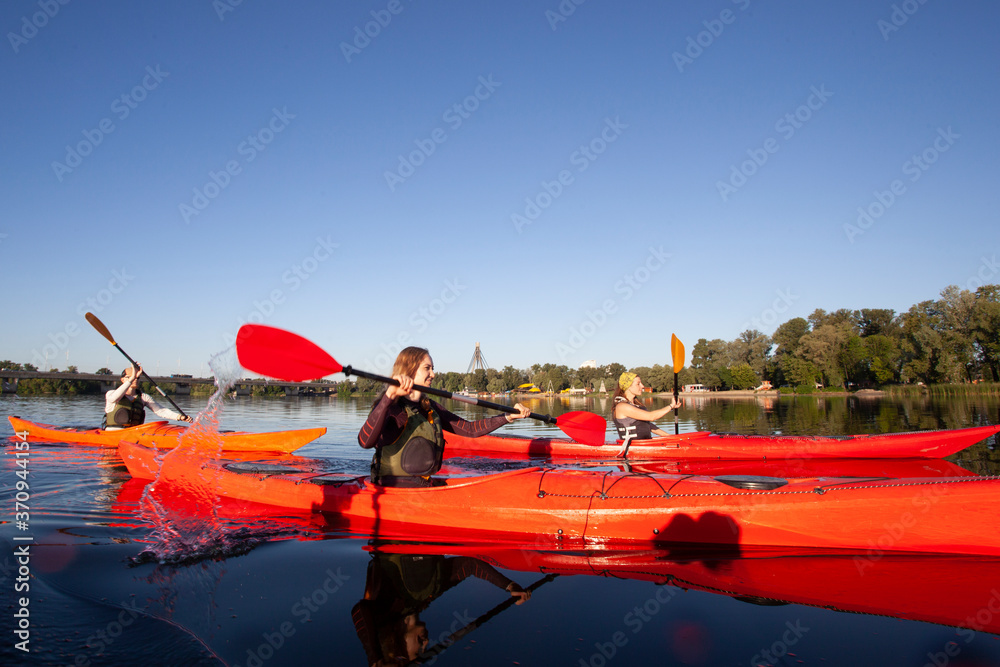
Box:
(358, 346), (530, 486)
(611, 371), (681, 441)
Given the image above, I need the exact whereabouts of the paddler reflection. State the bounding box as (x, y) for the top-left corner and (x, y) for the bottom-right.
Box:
(352, 549), (530, 665)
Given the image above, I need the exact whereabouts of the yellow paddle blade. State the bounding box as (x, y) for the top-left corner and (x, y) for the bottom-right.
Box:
(671, 334), (685, 372)
(85, 312), (116, 345)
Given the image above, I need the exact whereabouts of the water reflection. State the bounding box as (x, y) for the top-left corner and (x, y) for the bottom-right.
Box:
(361, 541), (1000, 641)
(352, 544), (533, 665)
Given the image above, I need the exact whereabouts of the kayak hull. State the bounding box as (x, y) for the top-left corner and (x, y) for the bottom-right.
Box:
(443, 424), (1000, 460)
(120, 441), (1000, 556)
(8, 416), (324, 453)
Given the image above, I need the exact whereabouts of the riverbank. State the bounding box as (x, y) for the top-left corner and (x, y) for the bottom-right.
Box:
(656, 389), (887, 399)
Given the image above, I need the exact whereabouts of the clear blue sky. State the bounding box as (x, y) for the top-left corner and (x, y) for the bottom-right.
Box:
(2, 0), (998, 376)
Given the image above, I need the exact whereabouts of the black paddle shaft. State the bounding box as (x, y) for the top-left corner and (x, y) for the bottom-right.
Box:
(416, 574), (557, 663)
(673, 372), (680, 435)
(112, 343), (189, 419)
(341, 366), (558, 425)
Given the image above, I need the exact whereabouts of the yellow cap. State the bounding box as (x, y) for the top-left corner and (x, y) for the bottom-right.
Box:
(618, 372), (637, 391)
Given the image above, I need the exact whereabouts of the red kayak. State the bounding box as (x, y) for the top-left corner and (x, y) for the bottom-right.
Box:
(442, 424), (1000, 460)
(119, 441), (1000, 556)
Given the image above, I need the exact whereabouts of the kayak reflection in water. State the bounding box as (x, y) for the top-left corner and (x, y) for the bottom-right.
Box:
(358, 346), (530, 487)
(351, 551), (530, 666)
(103, 364), (193, 430)
(611, 372), (681, 440)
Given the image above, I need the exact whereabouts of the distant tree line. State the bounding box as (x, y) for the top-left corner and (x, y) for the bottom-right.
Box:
(0, 363), (97, 395)
(348, 283), (999, 395)
(0, 363), (287, 397)
(689, 284), (1000, 391)
(5, 284), (998, 396)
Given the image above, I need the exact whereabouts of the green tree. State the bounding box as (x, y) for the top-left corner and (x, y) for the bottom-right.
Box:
(464, 369), (488, 392)
(838, 335), (867, 386)
(734, 329), (771, 378)
(729, 363), (758, 390)
(938, 285), (979, 380)
(971, 285), (1000, 380)
(601, 362), (627, 382)
(531, 364), (571, 392)
(772, 318), (809, 357)
(576, 366), (602, 391)
(771, 318), (809, 386)
(717, 365), (733, 389)
(899, 300), (963, 384)
(644, 364), (673, 392)
(690, 338), (727, 389)
(780, 355), (819, 388)
(857, 308), (898, 337)
(863, 334), (899, 385)
(808, 308), (858, 333)
(798, 323), (854, 387)
(435, 372), (464, 393)
(355, 377), (382, 394)
(501, 366), (527, 391)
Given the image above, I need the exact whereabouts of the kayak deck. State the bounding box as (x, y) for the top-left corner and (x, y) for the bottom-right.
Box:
(443, 424), (1000, 460)
(120, 441), (1000, 556)
(8, 415), (324, 453)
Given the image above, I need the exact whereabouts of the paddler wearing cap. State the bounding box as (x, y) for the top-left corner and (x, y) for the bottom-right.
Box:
(610, 371), (681, 440)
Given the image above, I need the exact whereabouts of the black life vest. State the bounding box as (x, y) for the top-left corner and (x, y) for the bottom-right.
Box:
(371, 401), (445, 483)
(103, 394), (145, 429)
(612, 396), (655, 440)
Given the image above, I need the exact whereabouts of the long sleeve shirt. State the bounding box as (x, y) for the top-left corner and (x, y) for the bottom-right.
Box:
(104, 383), (185, 426)
(358, 394), (509, 450)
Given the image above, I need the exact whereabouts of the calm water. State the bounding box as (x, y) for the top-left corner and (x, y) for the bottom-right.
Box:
(2, 393), (1000, 666)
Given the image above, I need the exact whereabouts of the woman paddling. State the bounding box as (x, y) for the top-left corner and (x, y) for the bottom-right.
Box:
(358, 346), (530, 487)
(103, 364), (193, 430)
(611, 371), (681, 441)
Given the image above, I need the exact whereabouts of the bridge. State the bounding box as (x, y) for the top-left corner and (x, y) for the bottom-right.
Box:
(0, 371), (340, 397)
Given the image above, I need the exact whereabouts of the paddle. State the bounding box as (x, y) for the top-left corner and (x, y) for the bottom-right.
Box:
(85, 312), (190, 420)
(671, 333), (685, 436)
(234, 324), (607, 445)
(416, 573), (557, 663)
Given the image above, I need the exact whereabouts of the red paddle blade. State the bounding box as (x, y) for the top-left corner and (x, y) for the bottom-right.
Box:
(236, 325), (342, 382)
(556, 411), (607, 446)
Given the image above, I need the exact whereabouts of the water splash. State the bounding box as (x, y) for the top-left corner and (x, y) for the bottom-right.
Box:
(133, 347), (252, 563)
